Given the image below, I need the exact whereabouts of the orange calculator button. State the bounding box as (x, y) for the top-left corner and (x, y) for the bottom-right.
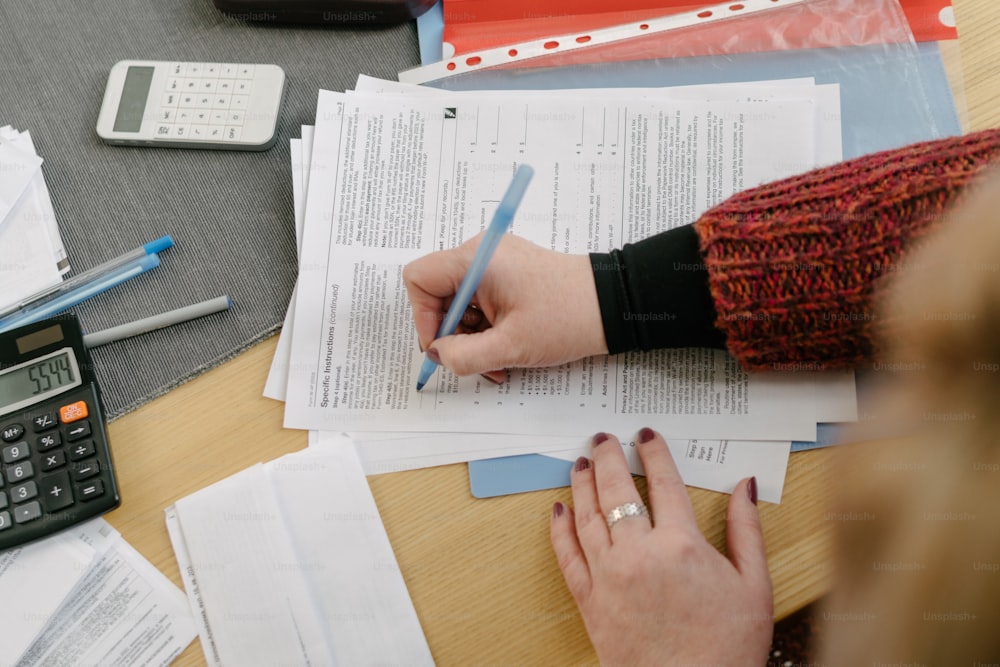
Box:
(59, 401), (89, 424)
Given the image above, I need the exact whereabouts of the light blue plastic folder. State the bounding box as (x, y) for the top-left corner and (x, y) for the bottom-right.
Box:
(447, 41), (962, 497)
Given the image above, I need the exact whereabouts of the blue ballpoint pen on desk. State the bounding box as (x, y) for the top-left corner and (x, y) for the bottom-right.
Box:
(0, 235), (173, 321)
(0, 236), (171, 333)
(416, 164), (534, 391)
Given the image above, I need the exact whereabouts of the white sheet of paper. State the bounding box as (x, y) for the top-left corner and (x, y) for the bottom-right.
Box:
(0, 136), (42, 226)
(284, 89), (822, 441)
(168, 439), (431, 667)
(0, 528), (97, 665)
(16, 521), (197, 667)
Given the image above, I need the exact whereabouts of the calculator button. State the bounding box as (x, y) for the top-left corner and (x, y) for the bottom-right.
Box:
(2, 424), (24, 442)
(179, 94), (196, 108)
(10, 481), (38, 502)
(204, 63), (220, 76)
(38, 432), (61, 451)
(170, 62), (184, 76)
(5, 461), (33, 484)
(155, 124), (172, 138)
(181, 78), (198, 91)
(211, 110), (227, 125)
(227, 110), (244, 124)
(71, 460), (100, 481)
(32, 413), (57, 432)
(59, 401), (89, 424)
(190, 125), (208, 140)
(217, 79), (235, 94)
(13, 502), (41, 524)
(213, 94), (232, 109)
(224, 126), (242, 142)
(200, 79), (217, 93)
(207, 127), (224, 140)
(220, 63), (238, 77)
(39, 472), (74, 512)
(170, 125), (191, 139)
(195, 95), (213, 109)
(0, 511), (11, 530)
(177, 109), (193, 123)
(66, 421), (91, 441)
(184, 62), (203, 76)
(42, 450), (66, 471)
(236, 64), (255, 79)
(69, 440), (96, 461)
(233, 80), (252, 95)
(161, 93), (180, 109)
(230, 94), (249, 111)
(78, 480), (105, 501)
(0, 493), (6, 510)
(2, 442), (29, 464)
(165, 77), (182, 92)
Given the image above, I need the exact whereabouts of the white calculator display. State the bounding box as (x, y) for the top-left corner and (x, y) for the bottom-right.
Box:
(96, 60), (285, 151)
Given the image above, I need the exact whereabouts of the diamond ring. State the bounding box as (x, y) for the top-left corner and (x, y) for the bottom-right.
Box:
(606, 501), (649, 529)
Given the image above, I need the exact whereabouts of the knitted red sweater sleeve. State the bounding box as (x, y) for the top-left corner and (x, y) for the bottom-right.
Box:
(694, 128), (1000, 372)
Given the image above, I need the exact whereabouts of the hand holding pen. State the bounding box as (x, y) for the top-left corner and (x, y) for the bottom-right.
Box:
(403, 166), (609, 388)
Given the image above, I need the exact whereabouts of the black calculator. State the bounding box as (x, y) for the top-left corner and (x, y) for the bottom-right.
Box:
(0, 314), (120, 550)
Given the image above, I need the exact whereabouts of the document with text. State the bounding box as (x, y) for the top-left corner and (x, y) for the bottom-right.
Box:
(284, 87), (827, 441)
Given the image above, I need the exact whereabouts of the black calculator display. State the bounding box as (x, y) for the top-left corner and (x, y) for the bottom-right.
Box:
(0, 315), (120, 550)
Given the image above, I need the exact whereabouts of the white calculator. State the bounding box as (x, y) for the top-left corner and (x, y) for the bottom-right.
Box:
(96, 60), (285, 151)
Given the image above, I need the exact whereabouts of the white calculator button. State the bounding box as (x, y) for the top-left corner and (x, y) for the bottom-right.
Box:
(203, 63), (220, 76)
(210, 110), (227, 125)
(192, 110), (210, 123)
(177, 109), (193, 123)
(184, 62), (202, 76)
(230, 94), (249, 110)
(154, 124), (172, 137)
(158, 109), (175, 122)
(195, 95), (213, 109)
(165, 78), (182, 92)
(235, 65), (254, 79)
(169, 62), (185, 76)
(213, 94), (232, 109)
(224, 126), (242, 141)
(207, 126), (225, 140)
(220, 64), (238, 77)
(200, 79), (217, 93)
(227, 110), (244, 124)
(179, 94), (197, 108)
(216, 79), (234, 93)
(170, 124), (190, 138)
(233, 80), (252, 95)
(190, 124), (209, 139)
(182, 78), (198, 91)
(160, 93), (179, 108)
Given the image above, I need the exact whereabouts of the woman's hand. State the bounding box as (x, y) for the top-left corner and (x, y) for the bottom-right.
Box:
(402, 233), (607, 382)
(550, 428), (773, 667)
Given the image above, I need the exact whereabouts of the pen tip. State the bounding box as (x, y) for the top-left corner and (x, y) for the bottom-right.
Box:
(415, 382), (425, 391)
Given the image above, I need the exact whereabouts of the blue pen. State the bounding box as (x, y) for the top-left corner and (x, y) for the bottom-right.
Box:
(416, 164), (534, 391)
(0, 235), (173, 320)
(0, 253), (161, 333)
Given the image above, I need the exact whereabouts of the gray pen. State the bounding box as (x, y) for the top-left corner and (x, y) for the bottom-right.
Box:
(83, 295), (232, 348)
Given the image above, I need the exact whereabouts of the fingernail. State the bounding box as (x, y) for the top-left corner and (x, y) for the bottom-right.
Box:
(426, 347), (441, 364)
(552, 502), (564, 518)
(480, 373), (501, 385)
(592, 432), (609, 447)
(747, 476), (758, 506)
(574, 456), (591, 472)
(638, 427), (655, 443)
(418, 341), (424, 353)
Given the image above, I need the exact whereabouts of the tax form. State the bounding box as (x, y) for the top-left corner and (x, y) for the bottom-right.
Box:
(284, 87), (825, 441)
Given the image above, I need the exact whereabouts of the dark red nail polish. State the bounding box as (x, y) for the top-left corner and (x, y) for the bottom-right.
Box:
(638, 427), (655, 443)
(574, 456), (591, 472)
(592, 432), (609, 447)
(552, 502), (565, 518)
(426, 347), (441, 364)
(480, 373), (501, 385)
(748, 476), (758, 506)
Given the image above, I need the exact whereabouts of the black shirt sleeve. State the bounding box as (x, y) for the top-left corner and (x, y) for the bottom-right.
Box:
(590, 224), (726, 355)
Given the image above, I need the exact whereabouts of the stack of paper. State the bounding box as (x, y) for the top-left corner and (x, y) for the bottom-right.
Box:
(0, 518), (196, 666)
(264, 75), (859, 504)
(165, 436), (433, 666)
(0, 126), (69, 312)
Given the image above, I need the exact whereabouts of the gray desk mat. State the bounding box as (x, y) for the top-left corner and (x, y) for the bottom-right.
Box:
(1, 0), (420, 419)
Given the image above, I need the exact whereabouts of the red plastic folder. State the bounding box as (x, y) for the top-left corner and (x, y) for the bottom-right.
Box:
(441, 0), (956, 56)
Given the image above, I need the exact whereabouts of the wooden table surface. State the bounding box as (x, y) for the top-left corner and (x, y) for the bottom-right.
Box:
(105, 2), (1000, 663)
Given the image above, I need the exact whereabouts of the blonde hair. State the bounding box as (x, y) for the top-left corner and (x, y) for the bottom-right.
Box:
(820, 169), (1000, 664)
